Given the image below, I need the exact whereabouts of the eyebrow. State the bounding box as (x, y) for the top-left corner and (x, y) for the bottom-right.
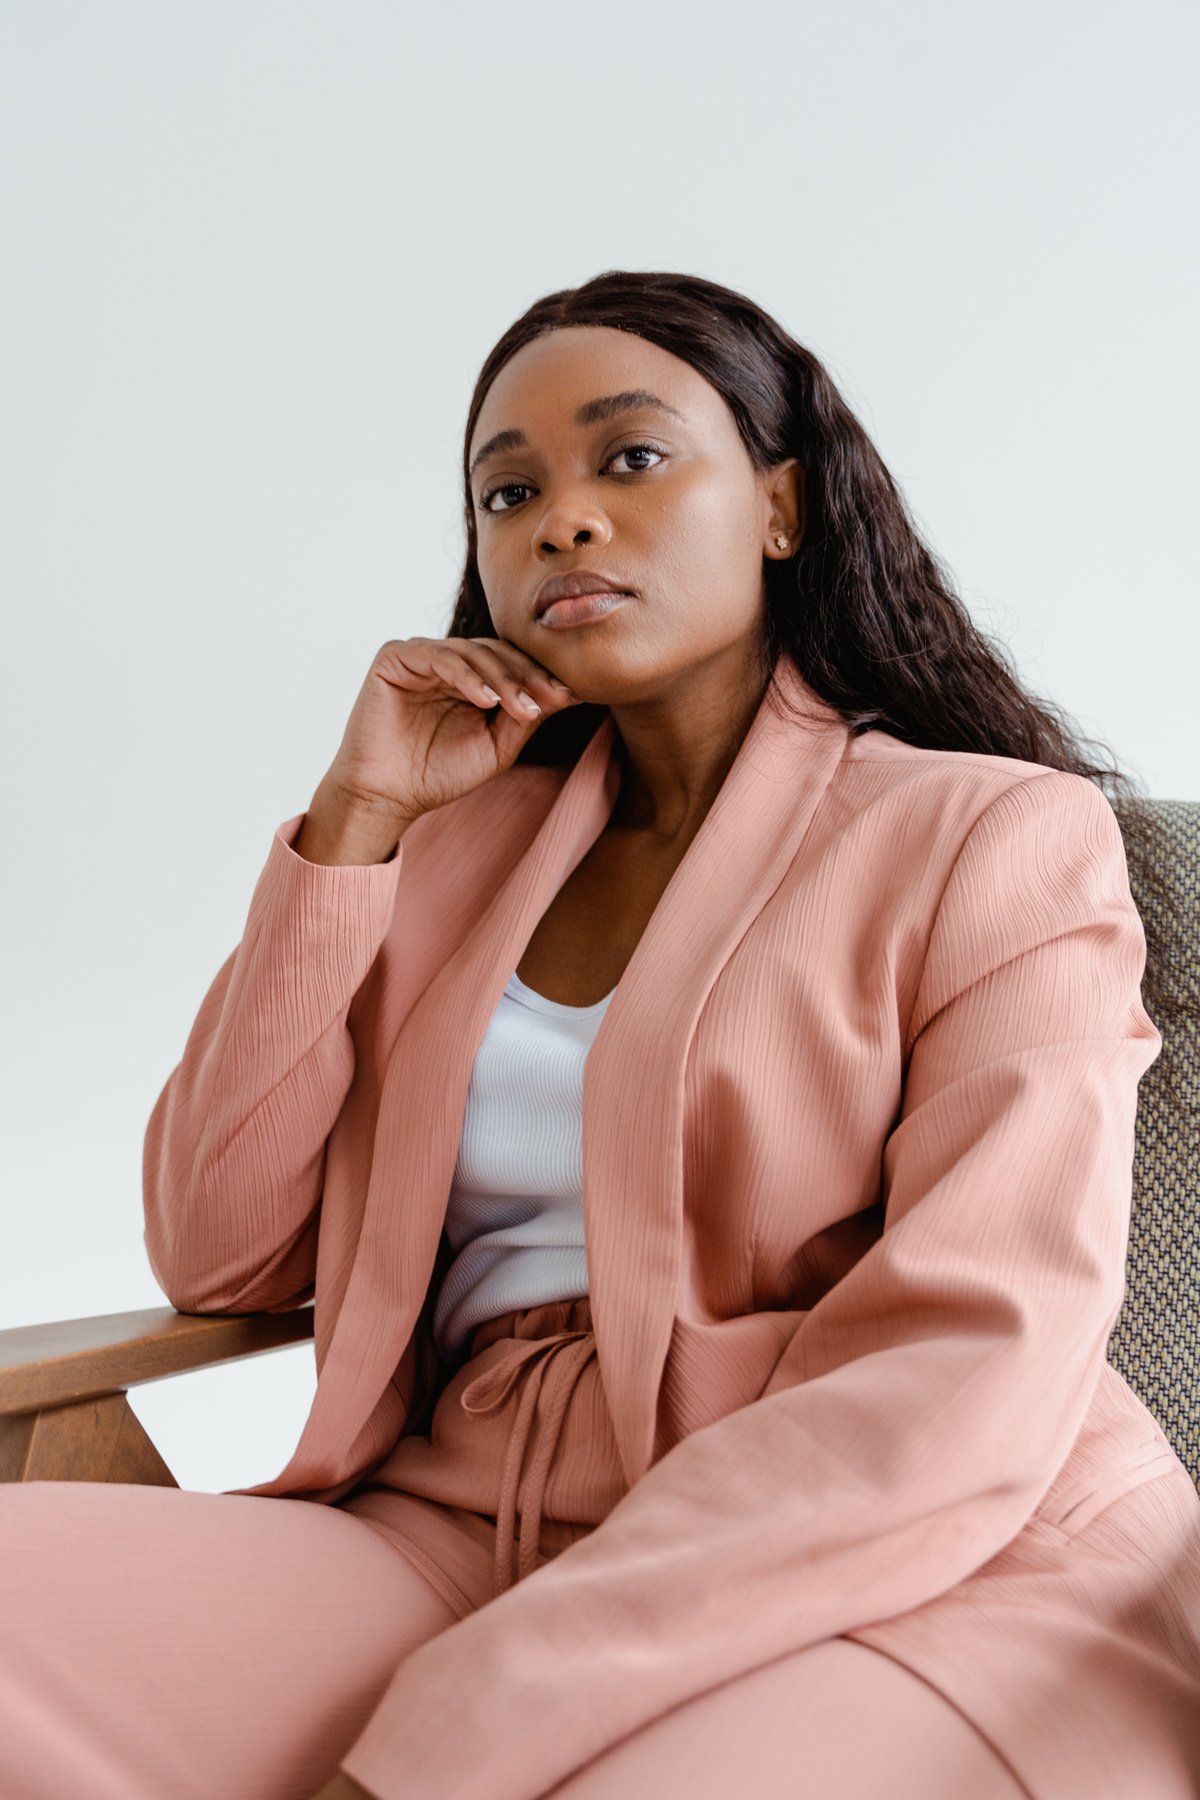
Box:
(468, 389), (688, 481)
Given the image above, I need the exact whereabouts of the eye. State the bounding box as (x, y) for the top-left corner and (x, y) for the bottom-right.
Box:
(477, 441), (667, 513)
(607, 442), (665, 475)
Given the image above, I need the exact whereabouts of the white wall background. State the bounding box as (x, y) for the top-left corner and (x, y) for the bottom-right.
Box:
(2, 0), (1196, 1494)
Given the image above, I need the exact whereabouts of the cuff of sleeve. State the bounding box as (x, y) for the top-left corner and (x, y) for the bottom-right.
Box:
(236, 813), (406, 953)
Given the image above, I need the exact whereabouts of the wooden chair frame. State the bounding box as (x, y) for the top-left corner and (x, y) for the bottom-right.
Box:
(0, 1306), (314, 1486)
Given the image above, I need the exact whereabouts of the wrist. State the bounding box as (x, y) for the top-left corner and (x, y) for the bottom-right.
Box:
(293, 784), (417, 866)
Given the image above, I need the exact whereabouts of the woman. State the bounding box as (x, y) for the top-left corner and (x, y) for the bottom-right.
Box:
(4, 270), (1198, 1800)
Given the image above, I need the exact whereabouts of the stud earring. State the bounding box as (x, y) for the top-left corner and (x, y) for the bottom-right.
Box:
(773, 533), (789, 551)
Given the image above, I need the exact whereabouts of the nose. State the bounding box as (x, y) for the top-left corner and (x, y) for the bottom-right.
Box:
(532, 500), (613, 557)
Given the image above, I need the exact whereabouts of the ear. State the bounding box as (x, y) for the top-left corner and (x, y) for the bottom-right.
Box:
(762, 458), (806, 558)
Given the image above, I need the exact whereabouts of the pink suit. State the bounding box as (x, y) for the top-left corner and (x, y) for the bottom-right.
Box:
(3, 652), (1198, 1798)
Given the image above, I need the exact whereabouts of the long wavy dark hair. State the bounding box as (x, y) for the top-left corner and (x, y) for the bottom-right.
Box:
(447, 270), (1194, 1117)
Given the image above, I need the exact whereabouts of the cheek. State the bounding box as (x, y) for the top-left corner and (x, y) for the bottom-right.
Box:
(650, 489), (763, 602)
(658, 470), (759, 557)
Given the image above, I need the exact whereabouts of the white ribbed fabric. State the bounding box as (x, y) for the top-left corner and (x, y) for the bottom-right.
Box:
(431, 968), (616, 1361)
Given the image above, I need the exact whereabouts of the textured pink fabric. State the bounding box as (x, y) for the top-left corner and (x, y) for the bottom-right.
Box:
(338, 1297), (621, 1622)
(0, 1480), (459, 1798)
(139, 653), (1200, 1798)
(0, 1476), (1026, 1798)
(539, 1637), (1027, 1799)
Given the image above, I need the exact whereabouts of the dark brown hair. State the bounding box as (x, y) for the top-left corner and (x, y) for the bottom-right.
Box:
(447, 269), (1193, 1114)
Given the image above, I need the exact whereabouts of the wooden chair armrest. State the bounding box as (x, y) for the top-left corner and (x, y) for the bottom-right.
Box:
(0, 1305), (315, 1416)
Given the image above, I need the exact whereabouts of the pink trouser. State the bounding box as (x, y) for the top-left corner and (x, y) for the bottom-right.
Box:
(0, 1298), (1024, 1799)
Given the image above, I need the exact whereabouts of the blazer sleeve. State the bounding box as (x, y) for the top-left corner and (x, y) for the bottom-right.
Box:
(338, 769), (1163, 1800)
(142, 813), (403, 1314)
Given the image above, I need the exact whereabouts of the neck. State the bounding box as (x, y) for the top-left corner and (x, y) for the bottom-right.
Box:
(606, 649), (775, 841)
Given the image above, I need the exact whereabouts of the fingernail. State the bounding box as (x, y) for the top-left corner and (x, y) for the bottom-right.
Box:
(548, 676), (570, 690)
(517, 690), (540, 712)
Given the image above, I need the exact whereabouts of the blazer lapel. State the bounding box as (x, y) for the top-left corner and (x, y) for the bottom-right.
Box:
(261, 655), (848, 1496)
(584, 658), (849, 1485)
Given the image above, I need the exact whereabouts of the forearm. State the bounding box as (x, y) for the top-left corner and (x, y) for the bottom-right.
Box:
(142, 803), (406, 1311)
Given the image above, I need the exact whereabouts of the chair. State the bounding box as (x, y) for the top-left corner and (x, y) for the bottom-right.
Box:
(1105, 799), (1199, 1484)
(2, 802), (1196, 1493)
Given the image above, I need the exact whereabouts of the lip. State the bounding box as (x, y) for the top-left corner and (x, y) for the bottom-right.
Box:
(537, 592), (631, 630)
(533, 569), (635, 619)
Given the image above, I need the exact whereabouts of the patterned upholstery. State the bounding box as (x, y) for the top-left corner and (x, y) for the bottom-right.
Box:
(1107, 799), (1200, 1488)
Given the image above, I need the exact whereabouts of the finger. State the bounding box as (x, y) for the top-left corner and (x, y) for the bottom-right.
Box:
(445, 646), (574, 720)
(463, 639), (576, 700)
(425, 647), (546, 722)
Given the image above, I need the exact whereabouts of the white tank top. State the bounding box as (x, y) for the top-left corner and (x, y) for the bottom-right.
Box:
(431, 968), (616, 1362)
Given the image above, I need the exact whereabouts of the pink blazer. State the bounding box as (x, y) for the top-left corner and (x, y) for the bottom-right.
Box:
(143, 653), (1200, 1799)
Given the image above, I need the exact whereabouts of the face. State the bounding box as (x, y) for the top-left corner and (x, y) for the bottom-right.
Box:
(467, 325), (802, 705)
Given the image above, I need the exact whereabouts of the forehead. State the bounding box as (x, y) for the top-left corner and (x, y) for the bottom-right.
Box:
(469, 325), (724, 461)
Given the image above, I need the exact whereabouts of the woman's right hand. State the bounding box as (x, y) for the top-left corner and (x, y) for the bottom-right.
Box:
(319, 635), (587, 830)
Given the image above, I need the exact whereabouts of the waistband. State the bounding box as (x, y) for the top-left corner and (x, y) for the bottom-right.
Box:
(460, 1297), (597, 1600)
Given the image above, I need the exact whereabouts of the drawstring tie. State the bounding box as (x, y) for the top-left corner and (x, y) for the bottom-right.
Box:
(459, 1328), (597, 1600)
